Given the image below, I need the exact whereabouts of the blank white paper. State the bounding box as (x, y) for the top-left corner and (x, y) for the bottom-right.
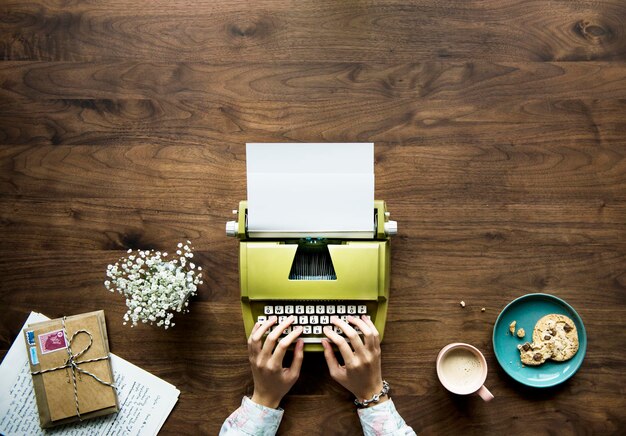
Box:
(246, 143), (374, 238)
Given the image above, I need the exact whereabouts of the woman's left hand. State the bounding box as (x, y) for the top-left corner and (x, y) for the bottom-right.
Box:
(248, 315), (304, 408)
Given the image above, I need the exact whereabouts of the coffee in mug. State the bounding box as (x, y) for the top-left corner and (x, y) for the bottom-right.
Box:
(436, 343), (494, 401)
(439, 348), (483, 388)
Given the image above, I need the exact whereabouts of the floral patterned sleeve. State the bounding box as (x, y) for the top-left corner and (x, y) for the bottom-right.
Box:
(219, 397), (284, 436)
(357, 399), (417, 436)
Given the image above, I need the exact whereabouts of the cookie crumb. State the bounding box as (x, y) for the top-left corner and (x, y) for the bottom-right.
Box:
(459, 300), (465, 308)
(481, 307), (486, 312)
(509, 320), (516, 334)
(516, 328), (525, 338)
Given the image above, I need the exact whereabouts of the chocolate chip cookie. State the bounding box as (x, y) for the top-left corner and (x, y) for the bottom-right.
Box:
(532, 314), (579, 361)
(517, 313), (579, 365)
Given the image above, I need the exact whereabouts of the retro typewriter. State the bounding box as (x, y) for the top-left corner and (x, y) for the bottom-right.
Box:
(226, 143), (398, 351)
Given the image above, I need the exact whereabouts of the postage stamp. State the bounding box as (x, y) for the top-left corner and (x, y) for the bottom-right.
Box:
(25, 330), (35, 345)
(29, 346), (39, 365)
(38, 329), (67, 354)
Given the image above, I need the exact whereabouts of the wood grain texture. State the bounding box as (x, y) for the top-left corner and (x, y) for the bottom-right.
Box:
(1, 0), (625, 435)
(2, 61), (626, 101)
(1, 1), (625, 62)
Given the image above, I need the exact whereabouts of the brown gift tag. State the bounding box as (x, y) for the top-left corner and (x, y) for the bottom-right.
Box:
(25, 310), (119, 428)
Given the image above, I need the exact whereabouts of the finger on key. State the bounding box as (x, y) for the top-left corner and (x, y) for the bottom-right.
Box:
(251, 319), (263, 335)
(262, 315), (296, 355)
(331, 316), (365, 354)
(323, 325), (354, 366)
(361, 315), (381, 345)
(271, 325), (303, 365)
(346, 315), (374, 347)
(250, 316), (277, 345)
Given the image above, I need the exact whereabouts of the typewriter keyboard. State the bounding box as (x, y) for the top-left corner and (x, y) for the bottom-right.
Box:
(256, 302), (373, 343)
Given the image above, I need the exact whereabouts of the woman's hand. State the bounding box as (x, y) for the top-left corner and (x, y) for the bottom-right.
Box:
(248, 315), (304, 408)
(322, 315), (387, 404)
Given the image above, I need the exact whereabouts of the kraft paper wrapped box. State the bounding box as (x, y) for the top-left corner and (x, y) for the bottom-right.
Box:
(24, 310), (119, 428)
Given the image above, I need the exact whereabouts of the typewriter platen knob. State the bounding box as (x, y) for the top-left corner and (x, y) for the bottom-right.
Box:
(384, 220), (398, 236)
(226, 220), (238, 237)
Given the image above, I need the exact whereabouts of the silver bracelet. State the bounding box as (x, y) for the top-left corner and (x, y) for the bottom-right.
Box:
(354, 380), (390, 408)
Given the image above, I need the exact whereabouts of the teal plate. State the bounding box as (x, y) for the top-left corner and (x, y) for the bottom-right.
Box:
(493, 293), (587, 388)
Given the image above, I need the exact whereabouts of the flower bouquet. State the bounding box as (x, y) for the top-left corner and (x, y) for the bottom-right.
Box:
(105, 241), (203, 329)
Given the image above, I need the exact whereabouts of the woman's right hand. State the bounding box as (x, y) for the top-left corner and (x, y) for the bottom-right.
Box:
(321, 315), (387, 405)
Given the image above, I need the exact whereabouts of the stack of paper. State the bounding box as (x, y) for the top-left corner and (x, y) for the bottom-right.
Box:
(246, 143), (375, 238)
(0, 312), (180, 436)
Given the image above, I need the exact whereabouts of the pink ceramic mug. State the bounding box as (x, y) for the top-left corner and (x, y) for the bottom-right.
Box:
(436, 343), (494, 402)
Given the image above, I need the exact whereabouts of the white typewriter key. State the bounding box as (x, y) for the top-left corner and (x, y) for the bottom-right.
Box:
(264, 306), (273, 315)
(283, 327), (291, 335)
(313, 326), (322, 335)
(257, 316), (267, 323)
(337, 305), (346, 314)
(358, 305), (367, 314)
(306, 306), (315, 314)
(299, 316), (309, 325)
(334, 326), (343, 335)
(326, 306), (336, 314)
(279, 316), (287, 323)
(341, 315), (349, 322)
(275, 306), (284, 315)
(309, 315), (319, 324)
(347, 305), (357, 314)
(285, 305), (294, 314)
(320, 316), (329, 324)
(295, 305), (305, 314)
(316, 305), (325, 314)
(303, 326), (312, 335)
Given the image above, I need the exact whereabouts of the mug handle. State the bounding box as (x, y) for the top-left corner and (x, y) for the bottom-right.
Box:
(477, 385), (494, 402)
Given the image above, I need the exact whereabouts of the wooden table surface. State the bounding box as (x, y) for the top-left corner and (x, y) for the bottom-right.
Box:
(1, 1), (625, 434)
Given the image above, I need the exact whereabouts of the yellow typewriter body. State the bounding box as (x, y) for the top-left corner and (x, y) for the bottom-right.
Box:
(227, 200), (395, 351)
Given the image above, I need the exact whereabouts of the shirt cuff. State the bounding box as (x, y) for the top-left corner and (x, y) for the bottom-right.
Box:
(223, 396), (284, 436)
(357, 399), (412, 436)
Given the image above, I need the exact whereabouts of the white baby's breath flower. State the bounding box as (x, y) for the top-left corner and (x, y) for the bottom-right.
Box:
(105, 242), (203, 329)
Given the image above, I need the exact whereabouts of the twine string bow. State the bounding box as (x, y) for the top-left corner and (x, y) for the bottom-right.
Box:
(30, 316), (116, 420)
